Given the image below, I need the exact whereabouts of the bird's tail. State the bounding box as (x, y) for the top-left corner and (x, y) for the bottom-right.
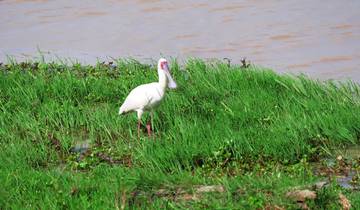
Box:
(118, 106), (126, 115)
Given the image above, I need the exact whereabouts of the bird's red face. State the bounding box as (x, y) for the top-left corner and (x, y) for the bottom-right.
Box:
(160, 61), (168, 71)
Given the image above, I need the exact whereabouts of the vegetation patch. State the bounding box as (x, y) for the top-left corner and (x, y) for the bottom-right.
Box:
(1, 58), (360, 209)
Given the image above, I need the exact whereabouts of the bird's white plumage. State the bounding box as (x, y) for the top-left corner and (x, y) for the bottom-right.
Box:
(119, 82), (164, 116)
(118, 58), (176, 122)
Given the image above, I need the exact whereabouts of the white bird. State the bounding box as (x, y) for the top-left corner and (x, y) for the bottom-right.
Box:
(118, 58), (177, 138)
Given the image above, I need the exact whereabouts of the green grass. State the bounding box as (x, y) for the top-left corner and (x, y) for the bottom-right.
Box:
(0, 59), (359, 209)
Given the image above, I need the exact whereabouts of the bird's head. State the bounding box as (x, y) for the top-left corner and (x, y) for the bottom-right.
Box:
(158, 58), (168, 70)
(157, 58), (177, 89)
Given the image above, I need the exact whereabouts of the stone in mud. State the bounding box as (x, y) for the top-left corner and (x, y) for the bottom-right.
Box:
(286, 189), (316, 202)
(313, 181), (328, 190)
(286, 189), (317, 210)
(195, 185), (225, 193)
(175, 193), (200, 201)
(339, 193), (351, 210)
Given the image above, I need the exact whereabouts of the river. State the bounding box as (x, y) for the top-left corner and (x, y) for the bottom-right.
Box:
(1, 0), (359, 81)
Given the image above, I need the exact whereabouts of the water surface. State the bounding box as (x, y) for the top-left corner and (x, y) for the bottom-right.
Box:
(1, 0), (360, 81)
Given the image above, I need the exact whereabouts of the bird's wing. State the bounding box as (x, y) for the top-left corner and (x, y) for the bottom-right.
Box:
(119, 83), (157, 113)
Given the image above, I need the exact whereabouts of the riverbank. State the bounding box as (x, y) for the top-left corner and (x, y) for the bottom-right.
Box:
(0, 59), (359, 209)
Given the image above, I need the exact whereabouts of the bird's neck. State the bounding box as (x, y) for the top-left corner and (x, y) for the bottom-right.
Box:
(158, 69), (167, 90)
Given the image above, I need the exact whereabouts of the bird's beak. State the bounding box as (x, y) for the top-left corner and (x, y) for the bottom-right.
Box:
(164, 63), (177, 89)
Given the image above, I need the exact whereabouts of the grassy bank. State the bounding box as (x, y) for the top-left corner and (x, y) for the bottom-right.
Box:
(0, 59), (359, 209)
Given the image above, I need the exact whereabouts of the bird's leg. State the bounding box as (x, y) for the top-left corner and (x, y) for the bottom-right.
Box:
(146, 123), (151, 137)
(146, 111), (152, 137)
(137, 119), (141, 140)
(137, 110), (143, 140)
(150, 111), (154, 132)
(151, 111), (155, 140)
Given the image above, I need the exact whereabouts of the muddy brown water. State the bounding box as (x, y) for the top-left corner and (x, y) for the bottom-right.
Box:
(1, 1), (360, 82)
